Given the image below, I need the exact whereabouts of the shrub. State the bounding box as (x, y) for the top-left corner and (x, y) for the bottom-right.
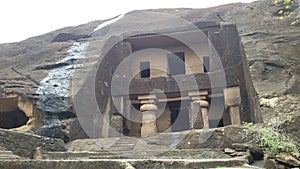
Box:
(243, 122), (299, 158)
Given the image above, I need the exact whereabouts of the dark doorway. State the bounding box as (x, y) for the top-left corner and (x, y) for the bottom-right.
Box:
(169, 101), (190, 132)
(168, 52), (185, 76)
(209, 119), (224, 128)
(208, 96), (226, 128)
(140, 62), (150, 78)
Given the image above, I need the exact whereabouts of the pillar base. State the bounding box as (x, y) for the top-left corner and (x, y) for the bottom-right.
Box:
(229, 106), (241, 125)
(140, 108), (157, 138)
(141, 122), (157, 137)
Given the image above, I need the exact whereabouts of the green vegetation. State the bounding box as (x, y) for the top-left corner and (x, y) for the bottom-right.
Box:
(286, 114), (294, 123)
(274, 0), (300, 25)
(243, 122), (299, 158)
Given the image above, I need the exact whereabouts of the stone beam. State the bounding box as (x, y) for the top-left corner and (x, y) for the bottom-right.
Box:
(111, 63), (243, 96)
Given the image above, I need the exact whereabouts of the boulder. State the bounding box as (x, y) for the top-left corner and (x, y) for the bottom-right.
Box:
(177, 126), (253, 149)
(275, 155), (300, 168)
(264, 158), (285, 169)
(0, 128), (66, 158)
(232, 142), (264, 160)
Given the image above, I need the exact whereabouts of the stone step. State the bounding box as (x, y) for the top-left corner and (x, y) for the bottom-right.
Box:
(0, 158), (250, 169)
(107, 137), (138, 152)
(116, 137), (138, 142)
(0, 148), (20, 160)
(0, 146), (20, 160)
(88, 153), (132, 159)
(109, 145), (134, 149)
(0, 151), (13, 155)
(44, 149), (235, 160)
(108, 148), (133, 152)
(0, 154), (19, 158)
(115, 139), (137, 143)
(111, 146), (135, 149)
(109, 144), (134, 148)
(0, 155), (20, 159)
(215, 164), (262, 169)
(112, 143), (135, 145)
(43, 151), (114, 160)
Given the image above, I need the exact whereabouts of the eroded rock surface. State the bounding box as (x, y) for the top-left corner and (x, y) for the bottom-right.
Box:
(0, 128), (66, 158)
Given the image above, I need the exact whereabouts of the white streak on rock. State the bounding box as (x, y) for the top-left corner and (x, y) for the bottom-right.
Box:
(36, 42), (89, 113)
(90, 14), (124, 35)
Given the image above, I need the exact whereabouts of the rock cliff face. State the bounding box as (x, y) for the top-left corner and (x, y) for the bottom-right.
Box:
(0, 0), (299, 141)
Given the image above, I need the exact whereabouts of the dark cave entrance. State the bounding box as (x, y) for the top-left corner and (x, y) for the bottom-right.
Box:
(0, 109), (29, 129)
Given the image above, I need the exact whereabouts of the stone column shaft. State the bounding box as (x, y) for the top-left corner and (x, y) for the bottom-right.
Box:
(229, 106), (241, 125)
(199, 100), (209, 129)
(189, 91), (209, 129)
(224, 87), (241, 125)
(140, 102), (157, 137)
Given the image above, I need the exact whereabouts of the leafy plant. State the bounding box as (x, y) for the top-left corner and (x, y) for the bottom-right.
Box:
(274, 0), (300, 26)
(243, 122), (299, 158)
(286, 114), (294, 123)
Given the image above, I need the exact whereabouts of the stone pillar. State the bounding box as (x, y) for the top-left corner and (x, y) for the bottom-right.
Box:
(138, 95), (157, 137)
(229, 106), (241, 125)
(199, 100), (209, 129)
(189, 91), (210, 129)
(109, 96), (124, 137)
(110, 114), (123, 137)
(224, 87), (241, 125)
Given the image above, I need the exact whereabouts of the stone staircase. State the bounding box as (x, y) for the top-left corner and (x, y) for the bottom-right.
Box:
(36, 134), (264, 168)
(0, 146), (20, 160)
(43, 137), (139, 160)
(0, 136), (264, 169)
(108, 137), (138, 153)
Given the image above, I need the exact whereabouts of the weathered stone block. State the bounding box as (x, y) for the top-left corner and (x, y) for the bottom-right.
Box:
(224, 87), (241, 107)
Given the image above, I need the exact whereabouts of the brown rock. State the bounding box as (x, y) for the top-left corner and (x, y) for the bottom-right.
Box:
(177, 126), (252, 149)
(33, 147), (43, 160)
(232, 141), (264, 160)
(0, 128), (66, 158)
(281, 115), (300, 145)
(224, 148), (235, 154)
(236, 150), (254, 164)
(264, 158), (285, 169)
(275, 155), (300, 168)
